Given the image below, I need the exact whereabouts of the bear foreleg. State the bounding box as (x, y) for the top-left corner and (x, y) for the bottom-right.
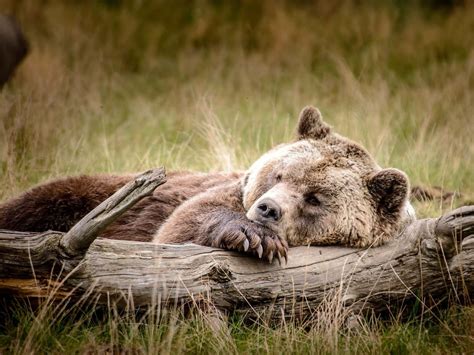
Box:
(154, 182), (288, 263)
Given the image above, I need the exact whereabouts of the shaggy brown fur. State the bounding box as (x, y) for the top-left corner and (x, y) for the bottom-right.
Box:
(0, 106), (415, 262)
(0, 171), (241, 242)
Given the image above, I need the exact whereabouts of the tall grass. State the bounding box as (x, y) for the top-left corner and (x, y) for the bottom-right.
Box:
(1, 291), (473, 353)
(0, 0), (473, 352)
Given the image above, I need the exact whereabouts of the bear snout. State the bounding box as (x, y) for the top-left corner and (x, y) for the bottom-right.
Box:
(246, 197), (283, 230)
(256, 198), (281, 221)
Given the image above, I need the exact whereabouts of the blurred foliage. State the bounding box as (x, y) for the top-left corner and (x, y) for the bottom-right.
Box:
(0, 0), (472, 202)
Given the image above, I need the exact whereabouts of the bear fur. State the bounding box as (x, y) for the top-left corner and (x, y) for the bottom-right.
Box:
(0, 107), (415, 262)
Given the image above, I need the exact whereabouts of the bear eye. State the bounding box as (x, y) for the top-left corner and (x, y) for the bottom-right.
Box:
(305, 194), (321, 206)
(275, 174), (283, 182)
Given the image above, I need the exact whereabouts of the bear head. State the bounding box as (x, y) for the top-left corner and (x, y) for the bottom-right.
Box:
(243, 106), (416, 248)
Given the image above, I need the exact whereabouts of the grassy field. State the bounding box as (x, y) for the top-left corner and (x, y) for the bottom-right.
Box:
(0, 0), (473, 353)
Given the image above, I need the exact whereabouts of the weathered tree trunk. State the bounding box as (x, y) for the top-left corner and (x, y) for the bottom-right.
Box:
(0, 167), (472, 320)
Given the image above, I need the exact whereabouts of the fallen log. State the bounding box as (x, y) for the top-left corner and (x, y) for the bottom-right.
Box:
(0, 167), (472, 321)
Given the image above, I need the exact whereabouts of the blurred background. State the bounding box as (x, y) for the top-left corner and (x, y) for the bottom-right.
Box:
(0, 2), (473, 353)
(0, 0), (473, 217)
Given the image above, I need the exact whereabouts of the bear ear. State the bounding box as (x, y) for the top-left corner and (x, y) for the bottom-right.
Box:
(296, 106), (331, 140)
(367, 168), (409, 221)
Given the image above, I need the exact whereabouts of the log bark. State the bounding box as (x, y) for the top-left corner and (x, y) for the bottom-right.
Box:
(0, 167), (472, 320)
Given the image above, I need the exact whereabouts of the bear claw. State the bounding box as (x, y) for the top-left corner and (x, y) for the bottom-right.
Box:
(211, 219), (288, 264)
(243, 239), (250, 252)
(268, 250), (274, 263)
(276, 251), (285, 266)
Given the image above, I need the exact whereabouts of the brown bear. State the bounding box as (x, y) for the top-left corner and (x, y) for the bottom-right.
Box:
(0, 107), (415, 263)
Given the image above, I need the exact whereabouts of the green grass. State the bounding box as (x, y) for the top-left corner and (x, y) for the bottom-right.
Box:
(1, 298), (473, 354)
(0, 0), (473, 353)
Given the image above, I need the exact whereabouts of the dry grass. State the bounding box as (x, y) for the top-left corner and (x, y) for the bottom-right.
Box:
(1, 284), (473, 354)
(0, 0), (473, 353)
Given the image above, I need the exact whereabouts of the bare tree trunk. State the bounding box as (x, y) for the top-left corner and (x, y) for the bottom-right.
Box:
(0, 167), (472, 320)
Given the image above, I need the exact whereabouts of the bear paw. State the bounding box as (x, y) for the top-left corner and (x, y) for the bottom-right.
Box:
(210, 220), (288, 264)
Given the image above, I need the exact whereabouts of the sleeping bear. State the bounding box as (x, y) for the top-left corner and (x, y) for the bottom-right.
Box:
(0, 106), (416, 263)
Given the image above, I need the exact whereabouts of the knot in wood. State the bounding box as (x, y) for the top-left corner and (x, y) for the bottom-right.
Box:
(420, 238), (441, 258)
(208, 262), (234, 283)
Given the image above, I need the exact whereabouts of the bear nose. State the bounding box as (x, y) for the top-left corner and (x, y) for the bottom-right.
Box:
(256, 198), (281, 221)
